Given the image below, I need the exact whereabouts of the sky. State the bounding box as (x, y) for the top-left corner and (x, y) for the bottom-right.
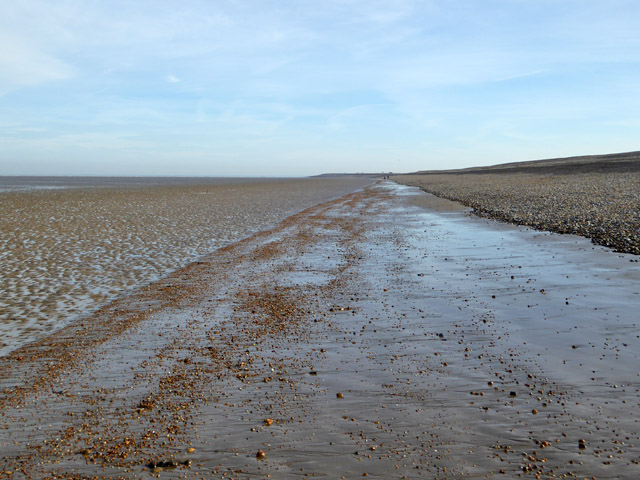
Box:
(1, 0), (639, 177)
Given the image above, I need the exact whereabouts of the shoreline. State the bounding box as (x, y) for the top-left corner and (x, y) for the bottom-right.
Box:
(0, 176), (373, 357)
(1, 182), (638, 478)
(393, 155), (640, 255)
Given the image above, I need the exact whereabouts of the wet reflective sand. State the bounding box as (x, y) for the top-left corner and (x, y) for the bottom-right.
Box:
(394, 153), (640, 255)
(0, 182), (638, 478)
(0, 177), (372, 355)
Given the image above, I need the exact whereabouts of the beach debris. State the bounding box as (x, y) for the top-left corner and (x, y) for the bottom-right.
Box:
(137, 397), (155, 412)
(147, 459), (192, 470)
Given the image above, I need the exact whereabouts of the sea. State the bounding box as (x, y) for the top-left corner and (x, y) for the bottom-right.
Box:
(0, 176), (373, 356)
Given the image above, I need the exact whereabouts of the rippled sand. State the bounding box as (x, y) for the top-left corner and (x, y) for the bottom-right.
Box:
(1, 182), (637, 478)
(0, 177), (372, 354)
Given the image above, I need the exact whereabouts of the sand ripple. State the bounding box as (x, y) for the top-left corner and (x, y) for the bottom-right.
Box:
(0, 177), (371, 354)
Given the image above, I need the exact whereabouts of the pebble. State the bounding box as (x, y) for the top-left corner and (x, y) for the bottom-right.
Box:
(396, 155), (640, 255)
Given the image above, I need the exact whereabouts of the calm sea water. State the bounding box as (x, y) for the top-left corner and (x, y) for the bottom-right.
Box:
(0, 176), (373, 356)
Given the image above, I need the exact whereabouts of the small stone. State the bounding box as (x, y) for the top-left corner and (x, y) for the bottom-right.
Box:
(256, 450), (267, 459)
(264, 418), (274, 426)
(187, 447), (195, 454)
(336, 392), (344, 399)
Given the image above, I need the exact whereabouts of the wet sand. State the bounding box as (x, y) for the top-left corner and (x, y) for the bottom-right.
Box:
(0, 177), (372, 355)
(393, 151), (640, 255)
(1, 182), (639, 479)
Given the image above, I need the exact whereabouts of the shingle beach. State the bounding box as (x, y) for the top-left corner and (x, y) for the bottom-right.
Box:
(394, 151), (640, 255)
(1, 182), (639, 478)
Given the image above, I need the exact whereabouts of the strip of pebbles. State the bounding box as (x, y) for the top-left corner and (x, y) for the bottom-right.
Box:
(394, 151), (640, 255)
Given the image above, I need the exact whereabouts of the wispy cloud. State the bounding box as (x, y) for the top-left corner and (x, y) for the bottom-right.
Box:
(493, 70), (549, 83)
(0, 31), (73, 95)
(1, 0), (639, 175)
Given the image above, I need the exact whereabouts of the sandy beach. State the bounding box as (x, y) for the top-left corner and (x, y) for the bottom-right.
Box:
(0, 177), (372, 356)
(1, 181), (639, 479)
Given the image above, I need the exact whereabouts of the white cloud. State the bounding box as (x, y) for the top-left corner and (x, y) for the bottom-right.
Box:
(1, 0), (640, 174)
(0, 31), (73, 94)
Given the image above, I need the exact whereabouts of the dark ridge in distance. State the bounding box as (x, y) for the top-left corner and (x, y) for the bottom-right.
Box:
(402, 150), (640, 176)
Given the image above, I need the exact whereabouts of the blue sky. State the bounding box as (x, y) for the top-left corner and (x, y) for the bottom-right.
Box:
(1, 0), (639, 176)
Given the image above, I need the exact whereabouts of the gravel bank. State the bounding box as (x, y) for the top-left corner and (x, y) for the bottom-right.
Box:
(2, 183), (638, 478)
(393, 151), (640, 255)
